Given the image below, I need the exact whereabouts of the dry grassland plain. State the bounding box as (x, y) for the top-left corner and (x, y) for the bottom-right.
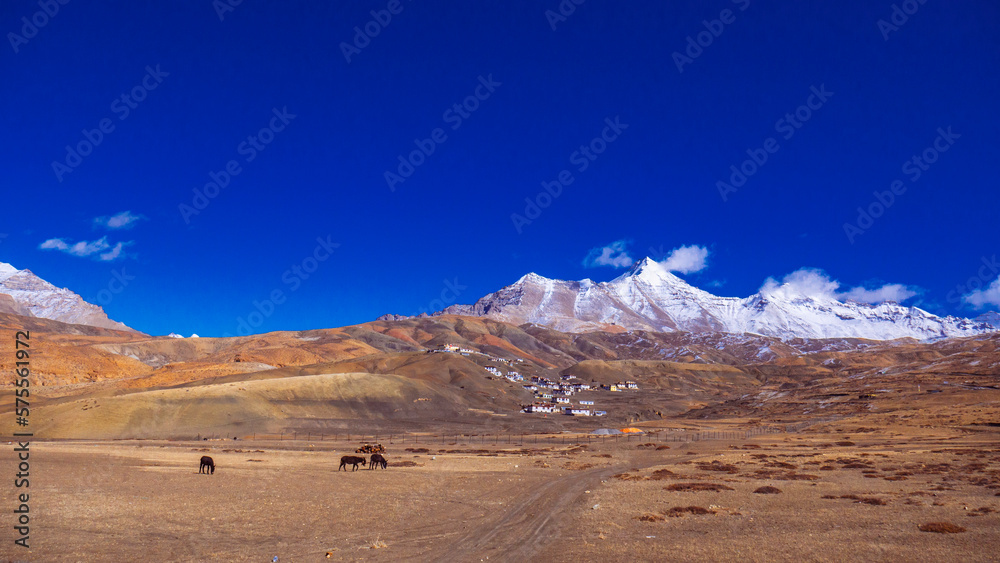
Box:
(2, 423), (998, 562)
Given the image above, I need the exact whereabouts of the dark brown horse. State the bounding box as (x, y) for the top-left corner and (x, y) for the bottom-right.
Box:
(369, 453), (387, 470)
(339, 455), (366, 471)
(199, 456), (215, 474)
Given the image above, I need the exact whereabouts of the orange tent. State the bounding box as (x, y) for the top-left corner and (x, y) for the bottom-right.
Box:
(620, 427), (644, 433)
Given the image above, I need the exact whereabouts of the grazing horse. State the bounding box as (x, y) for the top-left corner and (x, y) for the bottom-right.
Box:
(199, 456), (215, 474)
(369, 453), (387, 470)
(339, 455), (366, 471)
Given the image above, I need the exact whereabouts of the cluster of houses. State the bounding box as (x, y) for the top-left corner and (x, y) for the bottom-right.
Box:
(484, 365), (523, 383)
(434, 344), (520, 365)
(519, 374), (621, 417)
(431, 344), (638, 418)
(600, 381), (640, 391)
(431, 344), (526, 383)
(522, 403), (605, 416)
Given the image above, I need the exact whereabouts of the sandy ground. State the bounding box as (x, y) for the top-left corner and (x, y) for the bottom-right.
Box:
(1, 428), (998, 562)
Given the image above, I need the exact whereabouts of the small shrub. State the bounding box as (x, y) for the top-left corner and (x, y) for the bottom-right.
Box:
(648, 469), (676, 480)
(753, 486), (782, 494)
(636, 513), (665, 522)
(836, 441), (856, 447)
(665, 506), (716, 517)
(697, 461), (739, 473)
(918, 522), (966, 533)
(665, 482), (734, 492)
(656, 445), (671, 450)
(766, 461), (797, 469)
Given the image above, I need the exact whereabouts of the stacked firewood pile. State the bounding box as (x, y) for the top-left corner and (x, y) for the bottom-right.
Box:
(355, 443), (386, 454)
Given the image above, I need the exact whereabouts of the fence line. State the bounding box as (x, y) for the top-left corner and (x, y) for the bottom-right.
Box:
(182, 425), (788, 446)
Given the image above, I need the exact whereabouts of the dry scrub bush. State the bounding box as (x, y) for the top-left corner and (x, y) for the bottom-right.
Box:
(918, 522), (966, 533)
(648, 469), (676, 480)
(665, 483), (734, 492)
(636, 513), (665, 522)
(665, 506), (716, 517)
(697, 461), (739, 473)
(753, 486), (782, 494)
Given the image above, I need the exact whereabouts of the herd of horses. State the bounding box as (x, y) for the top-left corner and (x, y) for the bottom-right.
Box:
(196, 453), (389, 474)
(339, 453), (387, 471)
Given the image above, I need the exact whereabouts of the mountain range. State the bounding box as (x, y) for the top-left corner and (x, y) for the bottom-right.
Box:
(0, 261), (134, 332)
(416, 257), (997, 341)
(2, 257), (997, 341)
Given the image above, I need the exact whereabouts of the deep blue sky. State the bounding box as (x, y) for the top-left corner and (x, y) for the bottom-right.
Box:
(2, 0), (998, 336)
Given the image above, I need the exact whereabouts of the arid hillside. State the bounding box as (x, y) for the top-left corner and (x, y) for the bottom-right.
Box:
(2, 312), (998, 438)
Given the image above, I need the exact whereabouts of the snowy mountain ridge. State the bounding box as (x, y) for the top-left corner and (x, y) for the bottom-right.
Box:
(0, 261), (134, 332)
(436, 257), (996, 340)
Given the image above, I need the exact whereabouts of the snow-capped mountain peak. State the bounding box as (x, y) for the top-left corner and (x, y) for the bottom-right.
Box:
(433, 257), (997, 340)
(0, 262), (20, 282)
(0, 261), (135, 332)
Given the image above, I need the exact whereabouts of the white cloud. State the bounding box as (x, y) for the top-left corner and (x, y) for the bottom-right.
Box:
(99, 242), (126, 261)
(658, 245), (709, 274)
(39, 236), (129, 261)
(761, 268), (839, 298)
(94, 211), (144, 230)
(583, 240), (634, 268)
(39, 238), (70, 251)
(761, 268), (918, 304)
(963, 276), (1000, 308)
(840, 283), (918, 304)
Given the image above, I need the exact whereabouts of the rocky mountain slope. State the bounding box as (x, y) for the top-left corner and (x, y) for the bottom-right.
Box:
(434, 258), (996, 340)
(0, 261), (134, 331)
(4, 311), (1000, 438)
